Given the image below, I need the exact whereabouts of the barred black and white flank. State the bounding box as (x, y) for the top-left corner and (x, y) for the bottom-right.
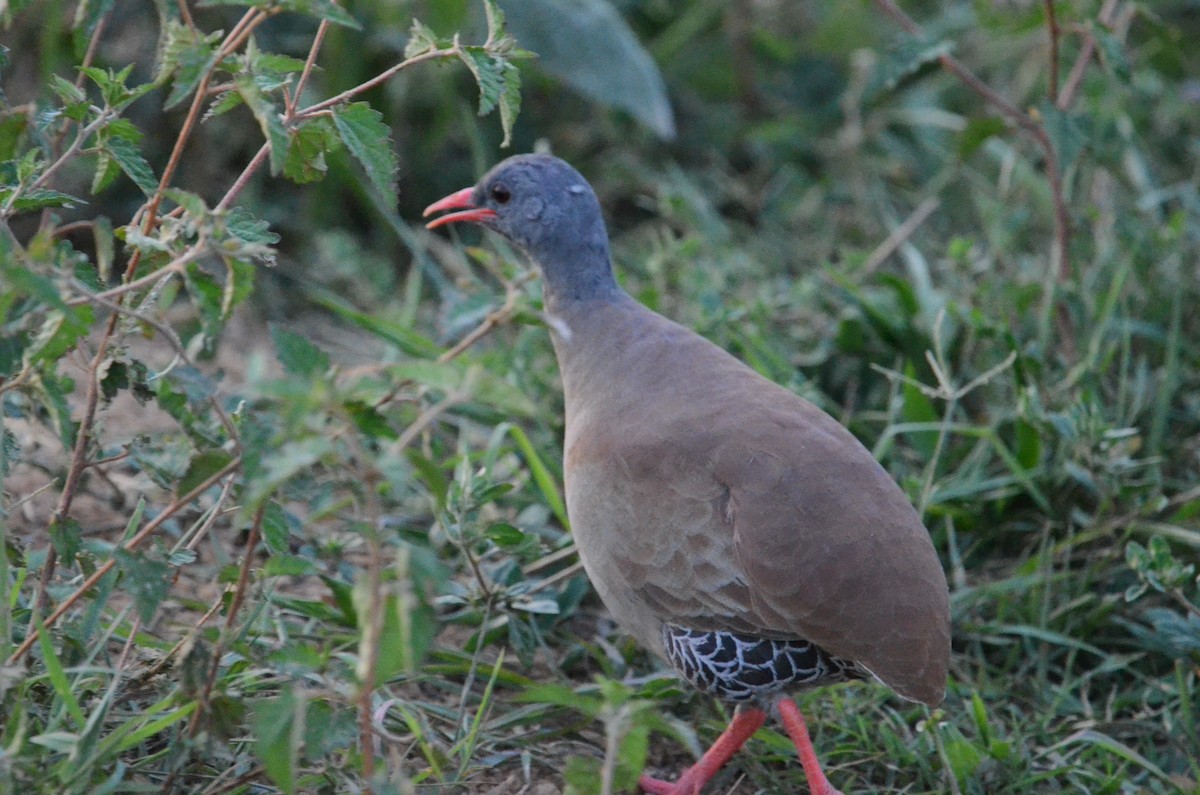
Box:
(662, 624), (869, 703)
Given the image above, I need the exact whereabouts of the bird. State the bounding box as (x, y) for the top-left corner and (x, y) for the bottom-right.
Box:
(424, 154), (951, 795)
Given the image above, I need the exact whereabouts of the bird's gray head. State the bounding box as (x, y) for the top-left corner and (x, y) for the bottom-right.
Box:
(424, 154), (620, 303)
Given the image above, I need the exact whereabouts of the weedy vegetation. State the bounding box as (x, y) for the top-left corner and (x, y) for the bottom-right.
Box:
(0, 1), (1197, 793)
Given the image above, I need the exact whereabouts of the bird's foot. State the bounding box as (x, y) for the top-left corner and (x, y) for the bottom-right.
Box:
(638, 770), (704, 795)
(777, 698), (845, 795)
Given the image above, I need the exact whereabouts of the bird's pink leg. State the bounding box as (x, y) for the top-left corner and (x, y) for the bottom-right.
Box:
(777, 698), (845, 795)
(639, 706), (767, 795)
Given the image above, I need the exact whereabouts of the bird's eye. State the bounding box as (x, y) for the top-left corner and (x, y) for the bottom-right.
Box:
(490, 183), (511, 204)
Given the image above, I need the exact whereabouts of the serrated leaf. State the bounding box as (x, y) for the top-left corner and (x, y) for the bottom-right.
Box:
(497, 59), (521, 148)
(184, 261), (225, 339)
(252, 690), (302, 795)
(283, 117), (339, 184)
(331, 102), (397, 198)
(201, 0), (361, 30)
(91, 149), (122, 195)
(179, 448), (235, 496)
(868, 33), (954, 99)
(271, 325), (330, 377)
(404, 19), (442, 59)
(460, 48), (505, 117)
(234, 73), (288, 174)
(0, 187), (84, 212)
(165, 187), (208, 218)
(103, 133), (158, 196)
(48, 73), (85, 105)
(49, 517), (82, 566)
(157, 21), (222, 110)
(260, 501), (293, 555)
(114, 548), (172, 623)
(504, 0), (672, 138)
(226, 207), (280, 250)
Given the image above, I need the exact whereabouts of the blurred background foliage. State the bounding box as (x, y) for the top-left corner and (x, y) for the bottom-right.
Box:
(1, 0), (1199, 793)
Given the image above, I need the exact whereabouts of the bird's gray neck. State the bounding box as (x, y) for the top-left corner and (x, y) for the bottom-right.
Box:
(532, 227), (624, 309)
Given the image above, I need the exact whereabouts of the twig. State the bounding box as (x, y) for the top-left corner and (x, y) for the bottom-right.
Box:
(863, 196), (940, 275)
(1044, 0), (1060, 104)
(1058, 0), (1120, 110)
(7, 455), (243, 664)
(26, 326), (114, 644)
(9, 108), (117, 211)
(288, 19), (330, 115)
(214, 144), (270, 213)
(437, 274), (533, 363)
(123, 8), (270, 285)
(162, 501), (264, 794)
(296, 46), (461, 118)
(65, 243), (202, 307)
(869, 0), (1074, 338)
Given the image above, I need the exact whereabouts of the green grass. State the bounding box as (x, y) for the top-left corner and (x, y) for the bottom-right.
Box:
(1, 1), (1198, 793)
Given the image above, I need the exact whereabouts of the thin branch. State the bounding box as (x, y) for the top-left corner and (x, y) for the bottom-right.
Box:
(26, 327), (113, 641)
(9, 108), (116, 209)
(7, 456), (243, 664)
(1058, 0), (1120, 110)
(288, 19), (331, 115)
(123, 8), (269, 285)
(295, 46), (461, 118)
(870, 0), (1074, 327)
(65, 242), (202, 306)
(214, 143), (270, 212)
(863, 196), (940, 275)
(1044, 0), (1061, 104)
(437, 273), (533, 363)
(73, 13), (111, 90)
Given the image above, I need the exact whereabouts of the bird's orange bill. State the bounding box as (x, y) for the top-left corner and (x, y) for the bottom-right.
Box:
(423, 187), (496, 229)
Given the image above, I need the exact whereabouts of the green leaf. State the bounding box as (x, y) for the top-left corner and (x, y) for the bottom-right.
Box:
(957, 116), (1007, 158)
(49, 517), (82, 567)
(345, 401), (397, 440)
(113, 548), (172, 624)
(270, 325), (330, 377)
(156, 21), (222, 110)
(331, 102), (397, 198)
(308, 290), (439, 358)
(201, 0), (361, 29)
(179, 448), (235, 496)
(234, 72), (289, 174)
(900, 361), (939, 460)
(486, 522), (525, 547)
(103, 133), (158, 196)
(868, 33), (954, 99)
(283, 117), (340, 184)
(253, 690), (303, 795)
(0, 187), (84, 212)
(35, 613), (87, 728)
(226, 207), (280, 246)
(460, 48), (505, 117)
(260, 501), (293, 555)
(1093, 24), (1130, 82)
(1039, 102), (1088, 176)
(504, 0), (672, 139)
(404, 19), (443, 59)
